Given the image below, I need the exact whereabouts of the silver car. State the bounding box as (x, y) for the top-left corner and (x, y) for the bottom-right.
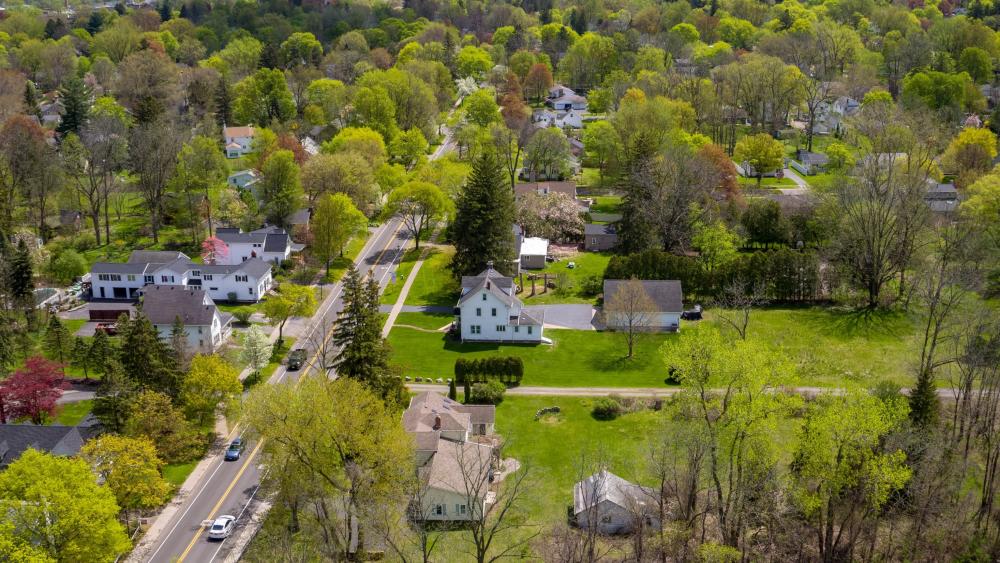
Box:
(207, 515), (236, 540)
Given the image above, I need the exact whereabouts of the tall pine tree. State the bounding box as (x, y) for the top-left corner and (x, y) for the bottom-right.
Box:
(0, 317), (14, 377)
(92, 358), (137, 433)
(909, 368), (939, 430)
(333, 265), (404, 407)
(118, 313), (179, 396)
(23, 81), (39, 117)
(215, 77), (232, 128)
(88, 329), (115, 376)
(169, 315), (190, 372)
(7, 239), (35, 315)
(450, 150), (516, 278)
(43, 315), (73, 369)
(57, 77), (92, 137)
(616, 132), (660, 254)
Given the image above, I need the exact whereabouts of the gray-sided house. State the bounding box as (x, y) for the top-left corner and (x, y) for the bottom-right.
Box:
(227, 169), (259, 190)
(584, 223), (618, 251)
(603, 279), (683, 332)
(519, 236), (549, 270)
(0, 415), (102, 469)
(925, 182), (960, 214)
(141, 285), (233, 353)
(791, 150), (829, 176)
(402, 392), (497, 522)
(574, 469), (660, 535)
(456, 266), (544, 343)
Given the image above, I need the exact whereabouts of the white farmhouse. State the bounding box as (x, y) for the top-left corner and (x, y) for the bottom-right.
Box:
(214, 226), (303, 266)
(90, 250), (272, 303)
(573, 469), (660, 535)
(402, 392), (497, 522)
(223, 125), (256, 158)
(455, 266), (544, 343)
(141, 285), (233, 353)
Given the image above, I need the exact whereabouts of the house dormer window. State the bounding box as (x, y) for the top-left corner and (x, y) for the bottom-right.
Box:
(144, 275), (154, 283)
(481, 293), (487, 301)
(192, 270), (201, 277)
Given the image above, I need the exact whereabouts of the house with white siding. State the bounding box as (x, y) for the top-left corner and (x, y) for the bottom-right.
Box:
(223, 125), (256, 158)
(141, 285), (233, 353)
(214, 226), (302, 266)
(90, 250), (272, 303)
(455, 266), (544, 343)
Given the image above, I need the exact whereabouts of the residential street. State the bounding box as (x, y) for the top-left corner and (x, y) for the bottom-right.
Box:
(132, 216), (410, 563)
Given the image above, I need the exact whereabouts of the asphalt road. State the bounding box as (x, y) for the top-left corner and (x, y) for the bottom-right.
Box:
(142, 216), (411, 563)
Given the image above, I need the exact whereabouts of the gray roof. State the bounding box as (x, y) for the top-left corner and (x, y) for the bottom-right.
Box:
(573, 469), (655, 515)
(797, 151), (829, 165)
(926, 183), (959, 199)
(263, 233), (290, 253)
(0, 416), (101, 467)
(128, 250), (190, 264)
(216, 231), (266, 244)
(403, 392), (496, 434)
(515, 308), (543, 326)
(603, 280), (683, 313)
(459, 271), (517, 307)
(461, 268), (515, 294)
(426, 438), (493, 496)
(91, 262), (152, 274)
(584, 223), (617, 236)
(141, 285), (218, 326)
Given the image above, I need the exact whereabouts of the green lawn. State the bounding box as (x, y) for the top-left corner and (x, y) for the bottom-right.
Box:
(518, 252), (610, 305)
(706, 306), (921, 387)
(390, 325), (672, 387)
(392, 312), (453, 331)
(739, 176), (799, 189)
(390, 305), (923, 388)
(380, 248), (422, 305)
(53, 399), (93, 426)
(323, 233), (371, 284)
(589, 195), (622, 214)
(402, 245), (460, 307)
(163, 462), (197, 487)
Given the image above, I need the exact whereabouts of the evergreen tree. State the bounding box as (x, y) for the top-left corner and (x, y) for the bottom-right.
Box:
(86, 11), (104, 35)
(909, 368), (939, 429)
(57, 77), (92, 137)
(332, 265), (404, 407)
(92, 359), (137, 434)
(463, 377), (472, 403)
(118, 314), (179, 396)
(114, 2), (125, 15)
(0, 317), (14, 377)
(448, 378), (457, 401)
(159, 0), (172, 21)
(616, 133), (660, 254)
(215, 78), (232, 128)
(23, 81), (39, 117)
(89, 329), (115, 376)
(169, 316), (190, 372)
(259, 43), (281, 69)
(450, 150), (517, 278)
(133, 96), (164, 125)
(43, 315), (73, 369)
(71, 336), (91, 379)
(7, 240), (35, 313)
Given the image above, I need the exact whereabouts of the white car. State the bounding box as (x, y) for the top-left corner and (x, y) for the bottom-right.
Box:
(207, 515), (236, 540)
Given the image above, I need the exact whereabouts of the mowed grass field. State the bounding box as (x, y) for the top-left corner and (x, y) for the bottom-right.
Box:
(389, 305), (923, 388)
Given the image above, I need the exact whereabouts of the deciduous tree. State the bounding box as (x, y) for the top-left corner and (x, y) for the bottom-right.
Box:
(262, 284), (317, 345)
(239, 325), (271, 379)
(180, 354), (241, 425)
(312, 193), (367, 275)
(4, 356), (67, 424)
(604, 278), (655, 358)
(385, 181), (451, 250)
(80, 435), (171, 533)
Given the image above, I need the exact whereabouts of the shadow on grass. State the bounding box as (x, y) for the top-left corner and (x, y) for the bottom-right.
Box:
(801, 306), (911, 340)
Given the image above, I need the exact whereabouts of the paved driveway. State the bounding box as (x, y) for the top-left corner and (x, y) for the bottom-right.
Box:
(525, 304), (598, 330)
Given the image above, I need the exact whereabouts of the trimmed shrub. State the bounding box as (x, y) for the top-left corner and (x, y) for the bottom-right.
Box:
(232, 307), (254, 325)
(592, 397), (623, 420)
(468, 380), (506, 405)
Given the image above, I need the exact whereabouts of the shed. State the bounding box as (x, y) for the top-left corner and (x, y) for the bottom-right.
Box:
(584, 223), (617, 251)
(519, 237), (549, 270)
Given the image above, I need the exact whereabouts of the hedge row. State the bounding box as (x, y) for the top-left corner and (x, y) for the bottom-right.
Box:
(604, 248), (822, 301)
(454, 357), (524, 385)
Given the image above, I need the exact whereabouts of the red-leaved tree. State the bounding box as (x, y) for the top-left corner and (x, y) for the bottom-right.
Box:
(201, 236), (229, 265)
(4, 356), (68, 424)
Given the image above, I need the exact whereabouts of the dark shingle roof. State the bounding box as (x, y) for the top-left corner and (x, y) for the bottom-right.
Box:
(0, 416), (101, 467)
(263, 233), (290, 253)
(91, 262), (151, 274)
(141, 285), (218, 326)
(584, 223), (617, 236)
(603, 280), (683, 313)
(128, 250), (190, 264)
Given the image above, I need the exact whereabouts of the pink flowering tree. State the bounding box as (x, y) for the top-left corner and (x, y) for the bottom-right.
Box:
(4, 356), (68, 424)
(201, 236), (229, 265)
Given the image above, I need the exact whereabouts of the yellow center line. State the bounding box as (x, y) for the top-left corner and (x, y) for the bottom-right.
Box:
(172, 220), (405, 561)
(176, 440), (264, 562)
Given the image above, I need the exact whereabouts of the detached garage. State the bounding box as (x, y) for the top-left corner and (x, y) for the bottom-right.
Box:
(602, 279), (683, 332)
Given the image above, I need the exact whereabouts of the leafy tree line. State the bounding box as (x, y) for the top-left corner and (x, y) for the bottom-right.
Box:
(454, 356), (525, 385)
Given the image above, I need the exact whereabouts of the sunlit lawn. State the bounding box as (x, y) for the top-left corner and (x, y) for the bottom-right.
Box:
(52, 399), (93, 426)
(163, 462), (198, 487)
(518, 251), (610, 305)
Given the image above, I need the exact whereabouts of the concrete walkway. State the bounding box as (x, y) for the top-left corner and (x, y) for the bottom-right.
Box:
(382, 230), (444, 338)
(378, 304), (453, 314)
(780, 167), (811, 195)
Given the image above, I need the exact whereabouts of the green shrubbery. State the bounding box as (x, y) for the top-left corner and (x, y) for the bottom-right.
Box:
(591, 396), (623, 420)
(454, 356), (524, 385)
(468, 380), (506, 405)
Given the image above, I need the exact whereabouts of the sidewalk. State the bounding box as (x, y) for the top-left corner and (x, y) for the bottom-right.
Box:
(381, 226), (443, 338)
